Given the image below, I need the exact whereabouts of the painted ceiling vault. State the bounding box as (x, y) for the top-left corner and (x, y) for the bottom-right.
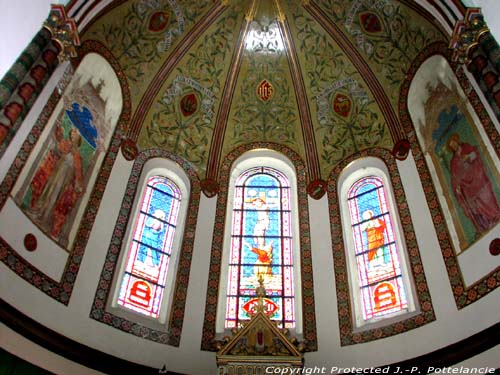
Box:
(81, 0), (447, 181)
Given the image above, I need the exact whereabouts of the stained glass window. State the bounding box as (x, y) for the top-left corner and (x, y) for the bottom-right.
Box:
(117, 176), (181, 318)
(347, 176), (408, 321)
(225, 166), (295, 329)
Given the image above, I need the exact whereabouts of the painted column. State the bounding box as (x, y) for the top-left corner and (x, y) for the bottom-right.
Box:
(0, 4), (79, 154)
(450, 8), (500, 119)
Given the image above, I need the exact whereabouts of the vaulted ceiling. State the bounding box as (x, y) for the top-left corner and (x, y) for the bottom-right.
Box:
(74, 0), (454, 182)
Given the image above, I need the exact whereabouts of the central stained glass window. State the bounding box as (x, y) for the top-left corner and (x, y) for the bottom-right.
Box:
(225, 166), (295, 329)
(348, 176), (408, 321)
(117, 176), (181, 318)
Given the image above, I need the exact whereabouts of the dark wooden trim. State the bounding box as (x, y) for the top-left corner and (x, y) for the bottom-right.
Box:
(1, 298), (499, 374)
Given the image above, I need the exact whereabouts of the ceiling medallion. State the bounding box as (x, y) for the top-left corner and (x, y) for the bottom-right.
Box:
(120, 138), (138, 161)
(392, 139), (411, 161)
(148, 11), (170, 33)
(359, 11), (383, 35)
(307, 179), (327, 200)
(256, 79), (274, 102)
(180, 92), (198, 117)
(201, 178), (219, 198)
(332, 93), (352, 118)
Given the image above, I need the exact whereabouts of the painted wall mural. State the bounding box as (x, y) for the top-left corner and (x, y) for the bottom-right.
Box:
(138, 6), (243, 174)
(411, 57), (500, 253)
(402, 44), (500, 307)
(314, 0), (445, 103)
(12, 53), (122, 249)
(225, 12), (303, 158)
(289, 7), (391, 176)
(84, 0), (215, 104)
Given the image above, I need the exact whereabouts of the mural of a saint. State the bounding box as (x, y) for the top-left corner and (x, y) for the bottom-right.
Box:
(15, 94), (103, 248)
(447, 133), (500, 233)
(414, 76), (500, 251)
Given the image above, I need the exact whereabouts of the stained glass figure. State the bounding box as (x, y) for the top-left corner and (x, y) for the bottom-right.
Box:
(225, 167), (295, 329)
(348, 176), (408, 320)
(117, 176), (181, 318)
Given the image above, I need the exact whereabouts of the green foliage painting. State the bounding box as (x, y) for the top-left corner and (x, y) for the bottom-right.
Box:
(140, 7), (243, 173)
(290, 8), (390, 175)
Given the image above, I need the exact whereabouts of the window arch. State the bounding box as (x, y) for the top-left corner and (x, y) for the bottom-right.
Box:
(109, 158), (190, 326)
(116, 175), (182, 318)
(339, 157), (417, 328)
(217, 150), (302, 333)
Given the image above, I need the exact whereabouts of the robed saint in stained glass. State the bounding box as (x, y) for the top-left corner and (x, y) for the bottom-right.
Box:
(225, 167), (295, 329)
(117, 176), (181, 318)
(348, 176), (408, 321)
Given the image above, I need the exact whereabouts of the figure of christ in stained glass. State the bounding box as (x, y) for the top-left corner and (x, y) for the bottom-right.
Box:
(348, 176), (408, 321)
(117, 176), (181, 318)
(225, 167), (295, 329)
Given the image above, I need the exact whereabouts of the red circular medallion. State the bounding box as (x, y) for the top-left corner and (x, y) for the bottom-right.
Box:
(24, 233), (37, 252)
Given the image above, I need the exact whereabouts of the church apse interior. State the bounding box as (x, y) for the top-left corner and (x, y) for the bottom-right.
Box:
(0, 0), (499, 374)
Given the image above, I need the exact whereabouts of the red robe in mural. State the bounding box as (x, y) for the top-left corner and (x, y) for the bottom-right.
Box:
(450, 142), (500, 233)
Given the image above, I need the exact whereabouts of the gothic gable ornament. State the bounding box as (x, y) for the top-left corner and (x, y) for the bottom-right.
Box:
(216, 281), (303, 373)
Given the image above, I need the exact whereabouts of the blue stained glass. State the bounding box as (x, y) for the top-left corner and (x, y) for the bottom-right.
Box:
(117, 176), (181, 318)
(226, 166), (295, 328)
(348, 176), (407, 320)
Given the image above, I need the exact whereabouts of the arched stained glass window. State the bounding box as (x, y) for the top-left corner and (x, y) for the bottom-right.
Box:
(117, 175), (181, 319)
(347, 176), (408, 321)
(225, 166), (295, 329)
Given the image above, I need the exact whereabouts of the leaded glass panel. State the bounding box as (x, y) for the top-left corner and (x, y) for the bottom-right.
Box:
(117, 176), (181, 318)
(348, 176), (408, 320)
(225, 166), (295, 328)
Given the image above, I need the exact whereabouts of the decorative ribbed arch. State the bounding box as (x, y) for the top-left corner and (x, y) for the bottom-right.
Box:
(328, 148), (435, 346)
(201, 142), (317, 352)
(90, 148), (201, 346)
(398, 41), (500, 308)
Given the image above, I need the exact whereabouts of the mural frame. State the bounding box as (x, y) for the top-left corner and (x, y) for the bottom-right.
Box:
(399, 41), (500, 308)
(0, 40), (131, 304)
(201, 142), (318, 352)
(328, 148), (435, 346)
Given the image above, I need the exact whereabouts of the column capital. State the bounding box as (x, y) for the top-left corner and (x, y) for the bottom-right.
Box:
(43, 4), (80, 62)
(449, 8), (489, 64)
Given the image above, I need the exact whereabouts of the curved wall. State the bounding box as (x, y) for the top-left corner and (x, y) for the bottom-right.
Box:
(1, 2), (500, 375)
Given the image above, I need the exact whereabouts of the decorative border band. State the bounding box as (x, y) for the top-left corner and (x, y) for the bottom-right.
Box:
(201, 142), (318, 352)
(327, 147), (436, 346)
(90, 148), (201, 347)
(0, 40), (130, 304)
(398, 41), (500, 308)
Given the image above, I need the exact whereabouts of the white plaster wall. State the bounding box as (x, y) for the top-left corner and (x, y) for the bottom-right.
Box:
(1, 141), (499, 374)
(304, 154), (500, 370)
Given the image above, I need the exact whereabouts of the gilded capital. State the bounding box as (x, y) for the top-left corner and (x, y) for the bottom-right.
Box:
(449, 8), (489, 64)
(43, 4), (80, 62)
